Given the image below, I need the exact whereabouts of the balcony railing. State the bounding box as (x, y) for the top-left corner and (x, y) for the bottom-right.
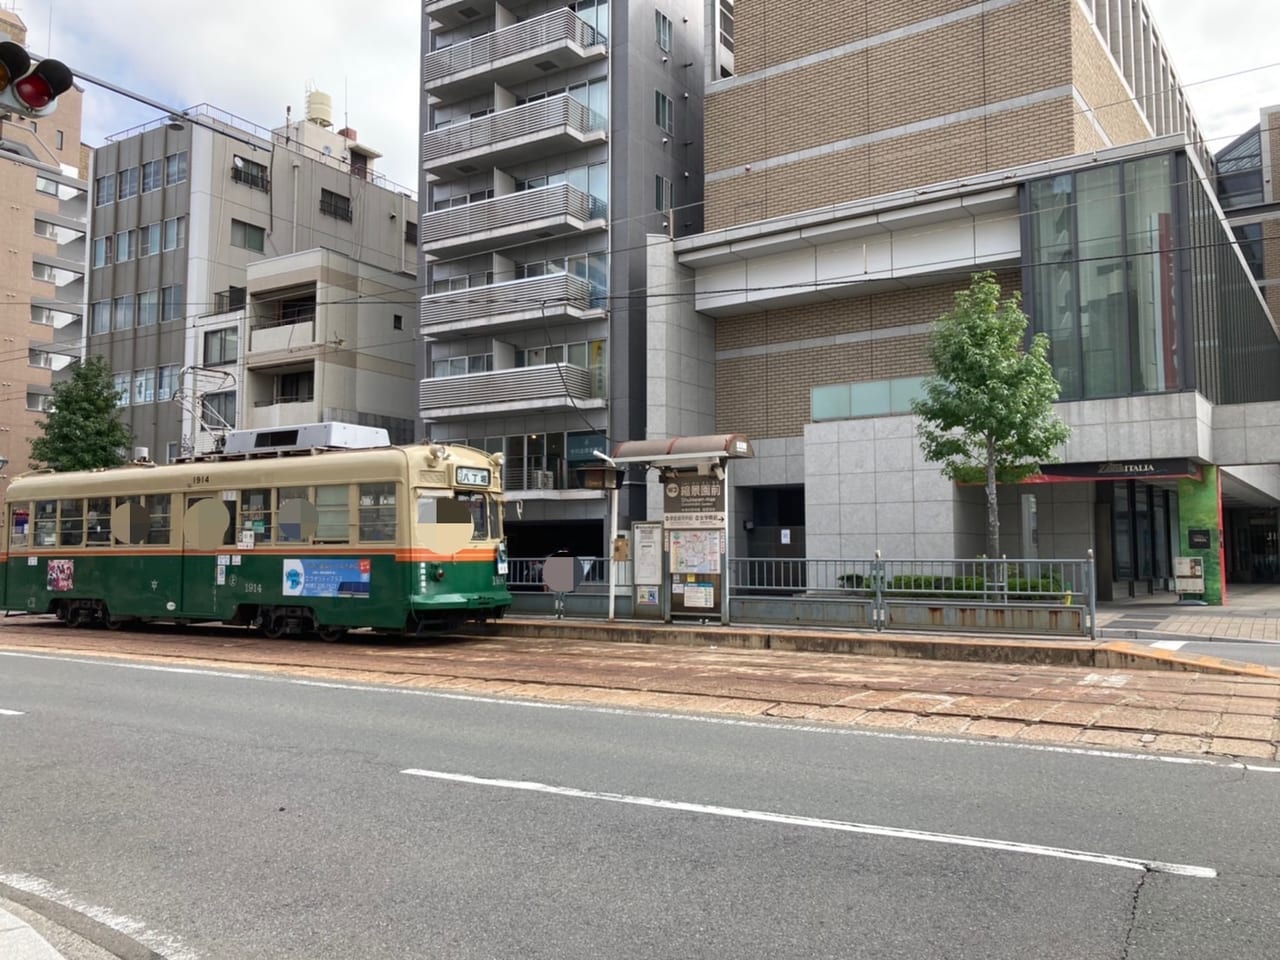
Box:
(419, 272), (599, 339)
(422, 94), (605, 175)
(423, 8), (605, 98)
(421, 183), (605, 257)
(419, 362), (601, 420)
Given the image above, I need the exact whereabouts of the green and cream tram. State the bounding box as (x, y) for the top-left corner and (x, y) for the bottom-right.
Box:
(0, 436), (511, 638)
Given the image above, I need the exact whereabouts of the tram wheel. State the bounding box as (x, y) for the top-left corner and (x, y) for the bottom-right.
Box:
(260, 614), (288, 640)
(315, 626), (347, 643)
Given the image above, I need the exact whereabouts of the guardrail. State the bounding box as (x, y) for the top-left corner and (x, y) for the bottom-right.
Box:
(506, 553), (1096, 637)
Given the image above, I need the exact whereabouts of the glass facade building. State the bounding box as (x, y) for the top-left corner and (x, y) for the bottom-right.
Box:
(1023, 149), (1279, 406)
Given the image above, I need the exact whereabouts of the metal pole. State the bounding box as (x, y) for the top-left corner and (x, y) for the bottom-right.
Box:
(608, 483), (618, 621)
(1087, 548), (1097, 641)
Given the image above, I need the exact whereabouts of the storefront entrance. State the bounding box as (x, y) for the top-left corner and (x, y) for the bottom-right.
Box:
(1225, 508), (1280, 583)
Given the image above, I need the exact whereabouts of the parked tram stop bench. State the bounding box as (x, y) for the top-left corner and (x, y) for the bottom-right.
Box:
(542, 552), (584, 618)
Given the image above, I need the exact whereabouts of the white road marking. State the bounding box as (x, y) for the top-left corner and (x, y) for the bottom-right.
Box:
(1078, 673), (1132, 687)
(0, 708), (24, 716)
(401, 769), (1217, 878)
(0, 870), (198, 960)
(1151, 640), (1188, 651)
(3, 649), (1279, 774)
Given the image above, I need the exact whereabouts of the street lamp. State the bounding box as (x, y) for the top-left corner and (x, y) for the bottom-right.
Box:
(577, 450), (624, 621)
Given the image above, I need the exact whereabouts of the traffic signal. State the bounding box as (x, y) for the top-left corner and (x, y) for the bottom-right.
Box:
(0, 41), (73, 120)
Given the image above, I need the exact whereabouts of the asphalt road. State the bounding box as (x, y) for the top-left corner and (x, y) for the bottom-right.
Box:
(1141, 637), (1280, 667)
(2, 648), (1278, 959)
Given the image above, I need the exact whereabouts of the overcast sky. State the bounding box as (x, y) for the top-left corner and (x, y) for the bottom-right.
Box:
(8, 0), (1279, 192)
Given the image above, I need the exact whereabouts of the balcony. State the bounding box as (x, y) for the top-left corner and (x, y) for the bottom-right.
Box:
(245, 320), (320, 369)
(424, 8), (606, 100)
(422, 94), (605, 179)
(422, 183), (605, 259)
(420, 273), (601, 339)
(419, 362), (605, 421)
(248, 397), (321, 428)
(425, 0), (497, 30)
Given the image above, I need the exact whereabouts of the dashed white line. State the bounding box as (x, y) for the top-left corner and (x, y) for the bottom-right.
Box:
(3, 649), (1279, 774)
(1151, 640), (1188, 651)
(401, 768), (1218, 878)
(0, 708), (24, 716)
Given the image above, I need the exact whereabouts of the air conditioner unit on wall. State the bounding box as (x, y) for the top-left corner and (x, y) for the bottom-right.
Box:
(532, 470), (555, 490)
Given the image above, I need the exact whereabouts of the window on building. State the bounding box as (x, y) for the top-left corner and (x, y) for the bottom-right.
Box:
(90, 301), (110, 335)
(320, 189), (352, 222)
(95, 173), (115, 206)
(91, 236), (110, 268)
(138, 289), (159, 327)
(655, 91), (674, 134)
(113, 372), (130, 406)
(202, 391), (236, 427)
(654, 174), (673, 211)
(432, 353), (492, 377)
(1233, 223), (1264, 281)
(133, 367), (155, 405)
(28, 348), (53, 369)
(163, 216), (186, 252)
(203, 327), (238, 366)
(156, 364), (180, 401)
(112, 294), (134, 331)
(114, 229), (135, 262)
(55, 130), (64, 150)
(230, 218), (265, 252)
(404, 221), (418, 245)
(117, 167), (139, 200)
(275, 370), (314, 403)
(141, 159), (163, 192)
(231, 156), (270, 191)
(655, 10), (672, 51)
(35, 176), (58, 196)
(26, 391), (54, 412)
(31, 262), (56, 283)
(165, 151), (189, 186)
(139, 222), (161, 257)
(393, 314), (404, 331)
(161, 284), (185, 322)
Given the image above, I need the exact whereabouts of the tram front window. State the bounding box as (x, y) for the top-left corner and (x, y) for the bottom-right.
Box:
(416, 490), (488, 540)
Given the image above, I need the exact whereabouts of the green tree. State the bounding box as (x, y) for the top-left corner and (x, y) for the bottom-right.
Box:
(911, 271), (1070, 559)
(30, 356), (134, 471)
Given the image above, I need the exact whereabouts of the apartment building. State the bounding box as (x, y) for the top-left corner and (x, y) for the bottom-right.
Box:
(0, 8), (88, 476)
(87, 98), (419, 463)
(417, 0), (707, 556)
(650, 0), (1279, 603)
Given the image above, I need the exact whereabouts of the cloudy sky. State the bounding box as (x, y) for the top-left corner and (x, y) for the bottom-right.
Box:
(9, 0), (1280, 192)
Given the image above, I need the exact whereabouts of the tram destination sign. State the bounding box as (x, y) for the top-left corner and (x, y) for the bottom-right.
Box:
(663, 474), (725, 529)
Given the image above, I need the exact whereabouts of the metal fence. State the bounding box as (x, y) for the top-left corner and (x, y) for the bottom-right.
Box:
(508, 554), (1096, 637)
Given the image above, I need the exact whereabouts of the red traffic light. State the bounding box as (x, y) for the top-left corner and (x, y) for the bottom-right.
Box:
(14, 59), (72, 109)
(0, 40), (32, 91)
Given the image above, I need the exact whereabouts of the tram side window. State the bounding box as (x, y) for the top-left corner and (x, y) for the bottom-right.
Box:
(34, 500), (57, 546)
(277, 486), (311, 543)
(240, 488), (272, 543)
(9, 503), (30, 549)
(148, 495), (171, 545)
(86, 498), (112, 544)
(358, 482), (397, 542)
(59, 499), (84, 546)
(315, 485), (349, 543)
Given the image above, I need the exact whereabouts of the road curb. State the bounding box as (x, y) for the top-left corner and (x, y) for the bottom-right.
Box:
(490, 618), (1280, 677)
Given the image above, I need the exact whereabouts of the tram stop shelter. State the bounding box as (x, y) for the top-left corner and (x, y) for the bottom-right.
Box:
(605, 434), (753, 624)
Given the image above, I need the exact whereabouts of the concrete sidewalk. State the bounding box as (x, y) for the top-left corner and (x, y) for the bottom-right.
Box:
(1098, 582), (1280, 642)
(0, 897), (115, 960)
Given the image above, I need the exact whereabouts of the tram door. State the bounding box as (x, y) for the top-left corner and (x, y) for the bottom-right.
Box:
(181, 493), (234, 616)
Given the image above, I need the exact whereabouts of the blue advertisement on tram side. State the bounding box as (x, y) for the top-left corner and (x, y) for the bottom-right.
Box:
(281, 558), (372, 598)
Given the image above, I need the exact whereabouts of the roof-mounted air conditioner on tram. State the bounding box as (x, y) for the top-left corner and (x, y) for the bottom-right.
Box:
(219, 422), (391, 457)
